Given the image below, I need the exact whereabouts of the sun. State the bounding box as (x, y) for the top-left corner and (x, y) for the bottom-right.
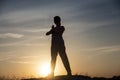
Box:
(39, 63), (51, 77)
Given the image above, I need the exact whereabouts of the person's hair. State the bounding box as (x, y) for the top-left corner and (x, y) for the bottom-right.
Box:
(54, 16), (61, 23)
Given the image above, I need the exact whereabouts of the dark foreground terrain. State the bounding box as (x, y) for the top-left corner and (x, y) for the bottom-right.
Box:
(22, 75), (120, 80)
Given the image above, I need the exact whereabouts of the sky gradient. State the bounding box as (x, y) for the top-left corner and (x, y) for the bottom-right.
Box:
(0, 0), (120, 78)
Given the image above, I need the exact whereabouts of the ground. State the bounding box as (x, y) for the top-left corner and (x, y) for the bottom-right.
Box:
(21, 75), (120, 80)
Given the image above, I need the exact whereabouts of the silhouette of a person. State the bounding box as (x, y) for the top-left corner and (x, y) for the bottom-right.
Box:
(46, 16), (72, 77)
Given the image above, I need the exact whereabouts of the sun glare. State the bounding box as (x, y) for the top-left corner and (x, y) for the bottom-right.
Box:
(39, 63), (51, 77)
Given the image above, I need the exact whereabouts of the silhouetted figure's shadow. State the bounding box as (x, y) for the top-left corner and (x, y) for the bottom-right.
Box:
(46, 16), (72, 77)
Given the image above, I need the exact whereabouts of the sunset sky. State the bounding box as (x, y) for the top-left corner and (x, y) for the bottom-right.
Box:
(0, 0), (120, 78)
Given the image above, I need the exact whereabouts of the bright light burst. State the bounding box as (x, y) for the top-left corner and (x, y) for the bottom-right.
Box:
(39, 63), (51, 77)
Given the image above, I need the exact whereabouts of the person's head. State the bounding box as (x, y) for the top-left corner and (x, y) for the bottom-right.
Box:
(54, 16), (61, 26)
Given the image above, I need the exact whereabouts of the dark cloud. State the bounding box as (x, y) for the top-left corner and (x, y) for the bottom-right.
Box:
(113, 0), (120, 9)
(69, 0), (120, 23)
(0, 0), (56, 13)
(0, 0), (74, 14)
(1, 0), (120, 47)
(82, 24), (120, 47)
(0, 0), (120, 46)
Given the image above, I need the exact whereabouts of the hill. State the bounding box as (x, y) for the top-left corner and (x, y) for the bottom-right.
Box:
(21, 75), (120, 80)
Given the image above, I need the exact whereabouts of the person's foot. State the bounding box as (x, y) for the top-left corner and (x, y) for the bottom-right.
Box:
(67, 72), (72, 76)
(67, 73), (72, 80)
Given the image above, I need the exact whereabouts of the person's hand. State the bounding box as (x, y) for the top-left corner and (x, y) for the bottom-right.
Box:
(46, 25), (54, 36)
(52, 25), (54, 29)
(46, 32), (49, 35)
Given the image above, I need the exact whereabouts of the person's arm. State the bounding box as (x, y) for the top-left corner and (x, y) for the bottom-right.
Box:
(46, 30), (52, 35)
(46, 25), (54, 36)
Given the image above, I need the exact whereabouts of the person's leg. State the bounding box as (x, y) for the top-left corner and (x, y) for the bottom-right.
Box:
(50, 46), (58, 76)
(59, 47), (72, 76)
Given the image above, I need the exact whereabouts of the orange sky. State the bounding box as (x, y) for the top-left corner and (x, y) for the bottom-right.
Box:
(0, 0), (120, 78)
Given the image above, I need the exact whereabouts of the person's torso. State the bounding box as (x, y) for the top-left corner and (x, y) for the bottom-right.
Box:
(51, 26), (65, 46)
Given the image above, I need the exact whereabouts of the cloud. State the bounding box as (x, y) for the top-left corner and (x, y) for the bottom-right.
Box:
(18, 56), (39, 59)
(0, 55), (39, 64)
(23, 28), (49, 32)
(0, 34), (47, 47)
(0, 0), (61, 13)
(9, 61), (33, 64)
(81, 45), (120, 55)
(0, 33), (24, 38)
(20, 43), (47, 47)
(0, 57), (10, 61)
(0, 54), (15, 62)
(71, 0), (120, 23)
(0, 39), (46, 47)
